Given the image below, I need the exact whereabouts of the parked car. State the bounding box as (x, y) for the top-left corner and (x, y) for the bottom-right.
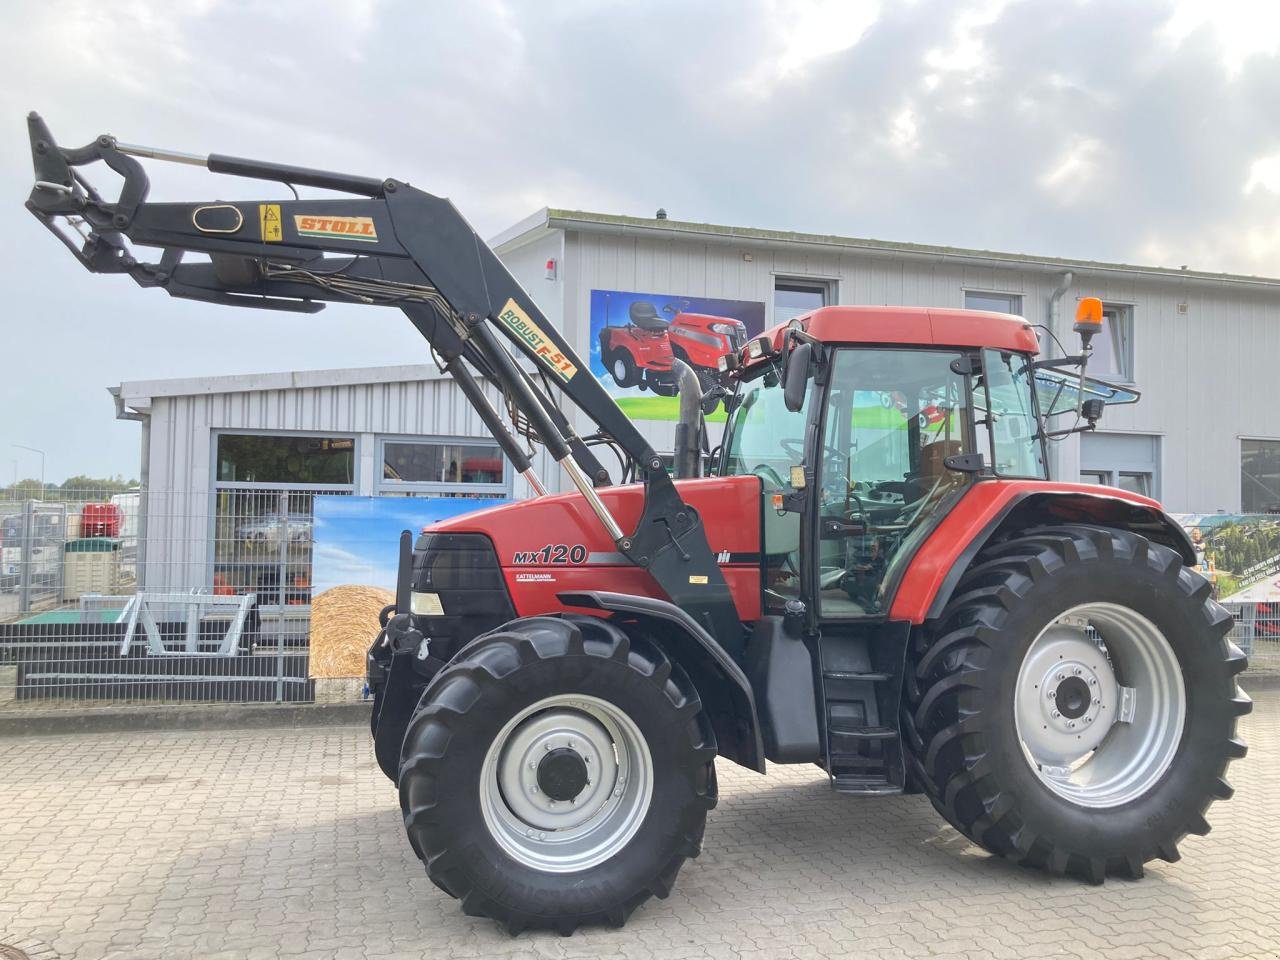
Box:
(234, 512), (312, 545)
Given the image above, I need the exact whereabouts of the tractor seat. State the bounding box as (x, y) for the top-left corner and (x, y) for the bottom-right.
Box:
(629, 301), (671, 332)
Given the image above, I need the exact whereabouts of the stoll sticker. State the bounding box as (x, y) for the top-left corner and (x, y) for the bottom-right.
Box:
(496, 298), (578, 381)
(293, 214), (378, 242)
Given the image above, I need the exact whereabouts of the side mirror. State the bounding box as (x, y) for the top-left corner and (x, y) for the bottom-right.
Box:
(783, 341), (813, 413)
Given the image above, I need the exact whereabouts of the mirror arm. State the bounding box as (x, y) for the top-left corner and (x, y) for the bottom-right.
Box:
(1038, 422), (1098, 440)
(1030, 356), (1086, 370)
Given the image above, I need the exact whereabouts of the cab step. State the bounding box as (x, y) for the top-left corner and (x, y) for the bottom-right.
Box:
(818, 624), (912, 796)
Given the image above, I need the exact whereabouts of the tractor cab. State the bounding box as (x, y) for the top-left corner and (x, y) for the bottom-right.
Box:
(718, 306), (1133, 620)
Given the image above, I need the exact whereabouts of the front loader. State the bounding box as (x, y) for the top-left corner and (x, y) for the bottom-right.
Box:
(25, 114), (1250, 935)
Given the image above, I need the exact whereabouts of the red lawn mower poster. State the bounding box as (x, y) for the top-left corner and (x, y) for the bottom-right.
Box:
(589, 289), (765, 420)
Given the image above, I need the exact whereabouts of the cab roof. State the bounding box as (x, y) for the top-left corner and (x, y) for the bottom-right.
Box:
(764, 305), (1040, 355)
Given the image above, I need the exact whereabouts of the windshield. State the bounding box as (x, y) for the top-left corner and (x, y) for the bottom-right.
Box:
(722, 370), (808, 485)
(722, 368), (812, 610)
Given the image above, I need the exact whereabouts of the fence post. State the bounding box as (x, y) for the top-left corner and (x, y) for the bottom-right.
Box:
(17, 499), (33, 614)
(276, 490), (288, 703)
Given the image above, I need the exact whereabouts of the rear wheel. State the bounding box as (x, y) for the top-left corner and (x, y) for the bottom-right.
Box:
(903, 524), (1250, 882)
(398, 615), (717, 933)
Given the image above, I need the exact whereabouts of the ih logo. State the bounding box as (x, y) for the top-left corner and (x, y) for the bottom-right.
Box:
(294, 215), (378, 242)
(496, 298), (578, 382)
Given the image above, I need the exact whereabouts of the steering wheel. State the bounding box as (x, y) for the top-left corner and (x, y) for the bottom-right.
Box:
(750, 464), (787, 489)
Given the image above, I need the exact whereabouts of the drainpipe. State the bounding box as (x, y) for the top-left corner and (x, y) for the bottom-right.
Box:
(1048, 270), (1073, 357)
(1045, 271), (1074, 481)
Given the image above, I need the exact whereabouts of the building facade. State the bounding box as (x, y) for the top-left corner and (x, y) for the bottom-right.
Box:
(113, 209), (1280, 613)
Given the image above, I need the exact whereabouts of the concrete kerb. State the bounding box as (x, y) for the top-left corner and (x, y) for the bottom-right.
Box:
(0, 700), (372, 737)
(1, 671), (1276, 739)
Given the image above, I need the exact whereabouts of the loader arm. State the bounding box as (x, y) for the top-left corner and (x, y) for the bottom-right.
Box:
(23, 112), (740, 643)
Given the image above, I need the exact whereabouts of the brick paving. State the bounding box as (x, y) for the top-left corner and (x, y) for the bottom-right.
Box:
(1, 688), (1277, 960)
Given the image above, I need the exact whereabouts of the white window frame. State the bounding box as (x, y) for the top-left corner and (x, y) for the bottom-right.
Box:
(375, 434), (512, 498)
(1096, 302), (1135, 383)
(1240, 436), (1280, 514)
(963, 289), (1024, 316)
(208, 429), (359, 618)
(772, 275), (836, 324)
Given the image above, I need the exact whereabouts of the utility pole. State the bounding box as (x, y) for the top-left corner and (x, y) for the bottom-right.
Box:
(11, 444), (45, 496)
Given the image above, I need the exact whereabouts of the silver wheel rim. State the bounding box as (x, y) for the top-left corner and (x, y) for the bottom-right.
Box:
(1014, 602), (1185, 808)
(613, 358), (627, 381)
(479, 694), (653, 873)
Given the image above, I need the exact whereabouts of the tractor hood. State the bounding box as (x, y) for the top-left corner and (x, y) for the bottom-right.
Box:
(422, 474), (762, 568)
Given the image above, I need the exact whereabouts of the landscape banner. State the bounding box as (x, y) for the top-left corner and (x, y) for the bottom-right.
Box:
(1172, 513), (1280, 603)
(309, 495), (508, 678)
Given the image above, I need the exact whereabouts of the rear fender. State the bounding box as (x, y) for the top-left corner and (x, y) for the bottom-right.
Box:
(559, 590), (765, 773)
(919, 488), (1196, 623)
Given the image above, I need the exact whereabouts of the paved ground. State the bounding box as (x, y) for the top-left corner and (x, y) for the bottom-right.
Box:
(1, 689), (1277, 960)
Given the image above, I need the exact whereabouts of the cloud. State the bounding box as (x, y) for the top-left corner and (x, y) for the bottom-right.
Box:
(3, 0), (1280, 480)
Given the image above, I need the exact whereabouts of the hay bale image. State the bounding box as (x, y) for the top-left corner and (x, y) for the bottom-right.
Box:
(310, 584), (394, 679)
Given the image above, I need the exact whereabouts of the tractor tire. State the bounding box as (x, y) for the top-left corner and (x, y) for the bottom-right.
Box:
(398, 614), (717, 934)
(902, 524), (1249, 883)
(609, 350), (640, 389)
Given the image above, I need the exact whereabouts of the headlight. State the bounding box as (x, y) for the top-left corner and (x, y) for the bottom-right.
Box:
(710, 322), (738, 335)
(410, 591), (445, 616)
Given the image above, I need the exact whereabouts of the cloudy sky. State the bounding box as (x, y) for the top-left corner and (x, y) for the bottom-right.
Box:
(1, 0), (1278, 483)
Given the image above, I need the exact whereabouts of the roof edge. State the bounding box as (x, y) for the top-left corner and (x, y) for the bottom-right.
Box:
(541, 209), (1280, 289)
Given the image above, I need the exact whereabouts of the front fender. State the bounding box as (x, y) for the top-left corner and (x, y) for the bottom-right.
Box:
(559, 590), (766, 773)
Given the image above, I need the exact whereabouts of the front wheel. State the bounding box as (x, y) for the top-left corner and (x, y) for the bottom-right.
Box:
(903, 524), (1250, 883)
(398, 615), (717, 933)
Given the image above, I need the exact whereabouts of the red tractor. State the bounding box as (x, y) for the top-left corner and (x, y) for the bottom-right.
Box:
(27, 115), (1250, 936)
(668, 310), (748, 385)
(598, 299), (676, 395)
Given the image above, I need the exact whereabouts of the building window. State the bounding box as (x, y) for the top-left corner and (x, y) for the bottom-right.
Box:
(964, 290), (1023, 315)
(216, 434), (354, 485)
(1084, 302), (1134, 382)
(1242, 439), (1280, 513)
(377, 438), (510, 498)
(212, 433), (357, 614)
(1080, 432), (1160, 499)
(1116, 472), (1152, 496)
(774, 278), (832, 324)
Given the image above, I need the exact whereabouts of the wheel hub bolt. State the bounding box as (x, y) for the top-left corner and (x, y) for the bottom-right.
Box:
(1073, 667), (1083, 676)
(1051, 710), (1061, 719)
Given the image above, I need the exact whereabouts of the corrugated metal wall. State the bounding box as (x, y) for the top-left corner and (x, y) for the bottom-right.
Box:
(139, 372), (557, 593)
(564, 229), (1280, 513)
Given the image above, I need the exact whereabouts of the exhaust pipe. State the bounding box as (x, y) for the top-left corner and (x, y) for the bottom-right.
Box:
(672, 359), (703, 479)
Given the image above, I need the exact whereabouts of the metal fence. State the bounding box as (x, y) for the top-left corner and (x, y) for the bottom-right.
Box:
(2, 486), (1278, 711)
(1, 487), (322, 709)
(1226, 601), (1280, 674)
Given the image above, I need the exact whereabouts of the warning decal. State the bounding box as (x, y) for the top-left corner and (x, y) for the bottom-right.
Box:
(259, 204), (282, 242)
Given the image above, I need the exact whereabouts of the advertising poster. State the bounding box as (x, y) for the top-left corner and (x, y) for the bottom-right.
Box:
(1172, 514), (1280, 604)
(309, 495), (508, 678)
(589, 288), (765, 421)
